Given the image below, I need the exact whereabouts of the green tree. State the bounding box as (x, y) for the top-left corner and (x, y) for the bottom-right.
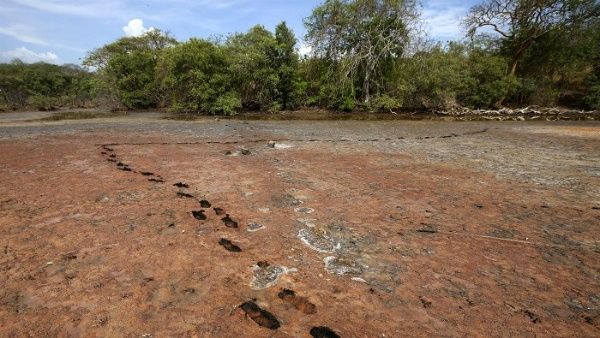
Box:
(156, 38), (240, 115)
(225, 25), (279, 111)
(305, 0), (419, 104)
(84, 30), (176, 109)
(465, 0), (600, 76)
(274, 22), (300, 110)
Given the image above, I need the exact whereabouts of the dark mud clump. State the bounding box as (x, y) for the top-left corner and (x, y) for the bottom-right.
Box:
(192, 210), (207, 221)
(218, 238), (242, 252)
(523, 309), (540, 323)
(221, 215), (238, 228)
(177, 192), (195, 198)
(214, 207), (225, 216)
(239, 301), (280, 330)
(310, 326), (340, 338)
(278, 289), (316, 314)
(174, 182), (189, 188)
(200, 200), (211, 208)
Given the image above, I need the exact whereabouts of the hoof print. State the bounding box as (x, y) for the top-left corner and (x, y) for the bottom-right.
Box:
(200, 200), (211, 208)
(240, 301), (280, 330)
(221, 215), (238, 228)
(218, 238), (241, 252)
(192, 210), (207, 221)
(214, 207), (225, 216)
(278, 289), (316, 314)
(174, 182), (189, 188)
(310, 326), (340, 338)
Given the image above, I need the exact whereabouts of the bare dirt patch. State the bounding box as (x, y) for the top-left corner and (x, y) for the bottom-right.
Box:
(0, 119), (599, 337)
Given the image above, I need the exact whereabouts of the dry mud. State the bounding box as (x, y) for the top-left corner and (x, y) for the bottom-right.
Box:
(0, 117), (599, 337)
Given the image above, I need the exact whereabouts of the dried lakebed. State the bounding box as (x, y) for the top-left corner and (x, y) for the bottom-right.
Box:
(0, 119), (599, 337)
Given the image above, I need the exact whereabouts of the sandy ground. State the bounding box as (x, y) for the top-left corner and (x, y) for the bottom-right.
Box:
(0, 114), (599, 337)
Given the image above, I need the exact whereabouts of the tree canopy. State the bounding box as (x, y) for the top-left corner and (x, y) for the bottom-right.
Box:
(2, 0), (599, 113)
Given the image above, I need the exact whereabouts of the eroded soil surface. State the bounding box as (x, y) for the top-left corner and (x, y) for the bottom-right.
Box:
(0, 117), (599, 337)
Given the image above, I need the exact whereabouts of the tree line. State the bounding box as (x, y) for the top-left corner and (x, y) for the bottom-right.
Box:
(1, 0), (599, 113)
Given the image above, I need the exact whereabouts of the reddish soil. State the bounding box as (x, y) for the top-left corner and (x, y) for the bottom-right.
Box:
(0, 119), (599, 337)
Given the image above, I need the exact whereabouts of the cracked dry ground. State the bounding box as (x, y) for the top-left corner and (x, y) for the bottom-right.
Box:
(0, 120), (599, 337)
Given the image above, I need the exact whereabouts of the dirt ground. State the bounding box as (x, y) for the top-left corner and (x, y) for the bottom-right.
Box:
(0, 114), (599, 337)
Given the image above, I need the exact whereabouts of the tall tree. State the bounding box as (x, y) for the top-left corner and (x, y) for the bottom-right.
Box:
(84, 30), (176, 109)
(465, 0), (600, 76)
(305, 0), (419, 103)
(274, 22), (299, 110)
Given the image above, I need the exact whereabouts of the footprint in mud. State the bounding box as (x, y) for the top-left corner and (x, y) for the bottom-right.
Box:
(239, 301), (280, 330)
(174, 182), (189, 188)
(221, 215), (239, 228)
(250, 261), (296, 290)
(192, 210), (207, 221)
(177, 192), (195, 198)
(310, 326), (340, 338)
(200, 200), (211, 208)
(278, 289), (317, 314)
(219, 238), (242, 252)
(140, 171), (154, 176)
(214, 207), (226, 216)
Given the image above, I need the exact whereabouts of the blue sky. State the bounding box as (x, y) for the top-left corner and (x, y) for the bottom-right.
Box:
(0, 0), (480, 65)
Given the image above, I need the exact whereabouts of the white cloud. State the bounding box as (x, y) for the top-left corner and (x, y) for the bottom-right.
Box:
(422, 4), (468, 41)
(0, 46), (59, 63)
(298, 42), (312, 57)
(123, 19), (154, 37)
(0, 24), (47, 46)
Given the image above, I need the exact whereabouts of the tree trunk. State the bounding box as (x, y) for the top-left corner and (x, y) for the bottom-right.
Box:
(364, 69), (371, 104)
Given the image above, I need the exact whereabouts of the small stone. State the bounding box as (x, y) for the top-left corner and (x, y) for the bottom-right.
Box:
(247, 222), (265, 232)
(295, 207), (315, 214)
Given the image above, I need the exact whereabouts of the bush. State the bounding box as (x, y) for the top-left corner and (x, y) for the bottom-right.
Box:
(212, 92), (242, 115)
(368, 95), (402, 112)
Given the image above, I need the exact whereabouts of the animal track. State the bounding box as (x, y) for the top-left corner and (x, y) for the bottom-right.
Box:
(221, 215), (238, 228)
(192, 210), (207, 221)
(199, 200), (211, 208)
(218, 238), (241, 252)
(239, 301), (280, 330)
(214, 207), (225, 216)
(177, 192), (195, 198)
(148, 178), (165, 183)
(140, 171), (154, 176)
(310, 326), (340, 338)
(174, 182), (189, 188)
(278, 289), (317, 314)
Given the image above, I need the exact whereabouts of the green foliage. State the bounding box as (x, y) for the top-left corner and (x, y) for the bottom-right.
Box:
(274, 22), (300, 109)
(225, 25), (279, 110)
(368, 94), (402, 112)
(2, 0), (598, 114)
(157, 38), (238, 114)
(0, 60), (95, 110)
(84, 30), (176, 109)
